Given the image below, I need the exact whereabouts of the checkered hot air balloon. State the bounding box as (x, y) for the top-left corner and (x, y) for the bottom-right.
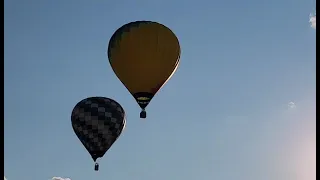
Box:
(71, 97), (126, 171)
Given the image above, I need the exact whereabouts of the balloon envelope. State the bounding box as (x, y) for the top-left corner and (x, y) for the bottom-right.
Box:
(71, 97), (126, 161)
(108, 21), (181, 116)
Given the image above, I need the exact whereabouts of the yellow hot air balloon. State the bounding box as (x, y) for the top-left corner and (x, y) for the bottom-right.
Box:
(108, 21), (181, 118)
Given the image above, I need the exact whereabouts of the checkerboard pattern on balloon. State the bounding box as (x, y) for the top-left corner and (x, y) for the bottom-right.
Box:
(71, 97), (126, 158)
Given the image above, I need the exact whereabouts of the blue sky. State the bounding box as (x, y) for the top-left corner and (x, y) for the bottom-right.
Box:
(4, 0), (316, 180)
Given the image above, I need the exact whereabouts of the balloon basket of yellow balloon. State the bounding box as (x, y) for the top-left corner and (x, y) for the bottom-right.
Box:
(94, 163), (99, 171)
(140, 110), (147, 118)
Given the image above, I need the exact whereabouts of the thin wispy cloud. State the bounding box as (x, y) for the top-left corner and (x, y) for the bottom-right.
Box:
(4, 176), (7, 180)
(309, 14), (316, 29)
(288, 102), (296, 109)
(52, 177), (71, 180)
